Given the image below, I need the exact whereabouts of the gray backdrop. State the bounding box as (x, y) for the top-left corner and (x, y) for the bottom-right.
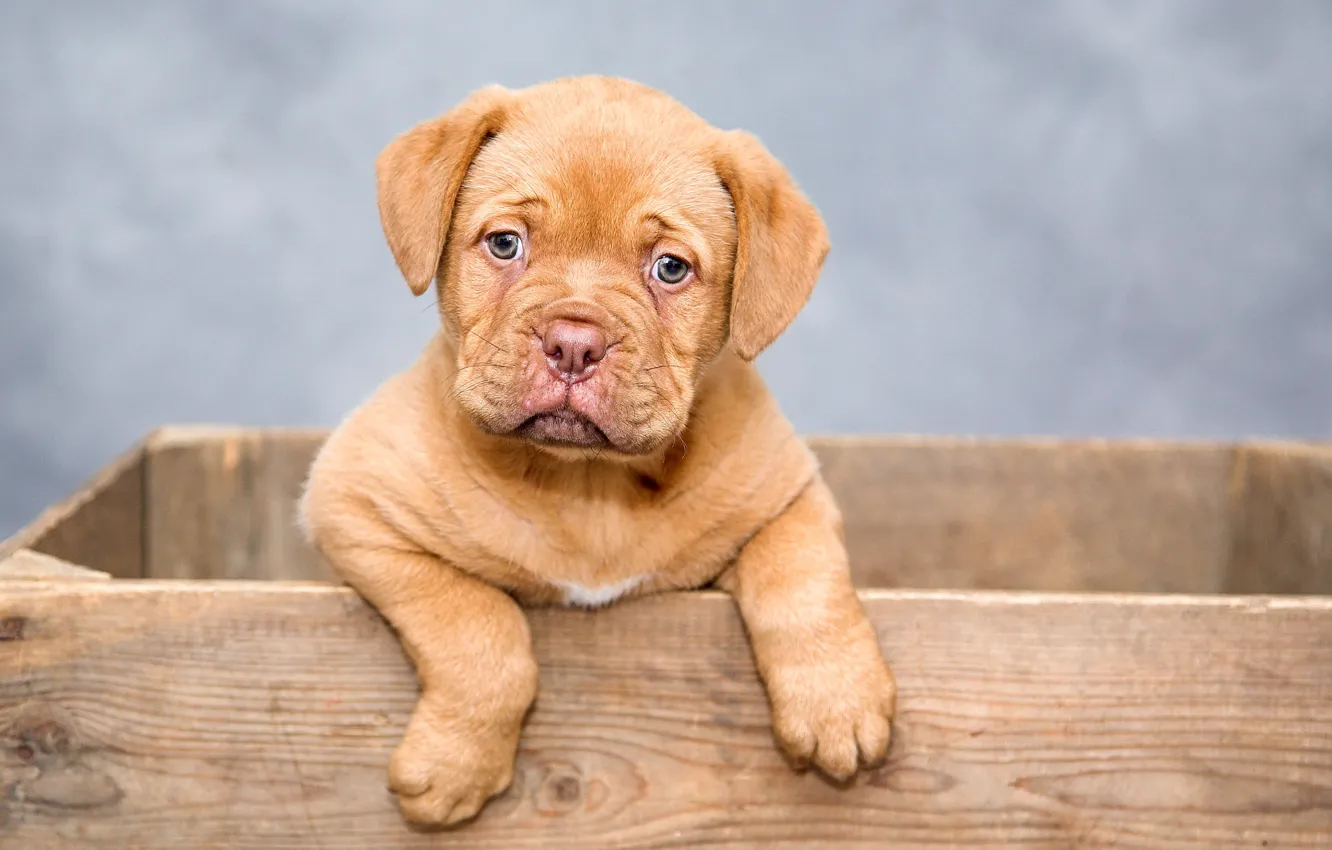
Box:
(3, 0), (1331, 537)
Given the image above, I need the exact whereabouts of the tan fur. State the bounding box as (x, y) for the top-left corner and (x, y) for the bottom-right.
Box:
(301, 75), (896, 828)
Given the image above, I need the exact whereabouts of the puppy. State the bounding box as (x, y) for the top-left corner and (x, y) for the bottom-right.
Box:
(300, 76), (896, 828)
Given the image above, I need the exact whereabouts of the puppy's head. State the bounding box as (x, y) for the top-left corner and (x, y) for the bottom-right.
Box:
(376, 76), (828, 457)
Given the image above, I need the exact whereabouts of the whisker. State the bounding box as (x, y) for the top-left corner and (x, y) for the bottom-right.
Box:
(455, 363), (516, 373)
(449, 375), (497, 402)
(466, 327), (511, 355)
(582, 444), (607, 463)
(640, 365), (677, 400)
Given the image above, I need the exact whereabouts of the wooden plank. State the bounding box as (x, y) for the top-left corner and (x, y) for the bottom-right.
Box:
(1, 583), (1328, 848)
(136, 429), (1255, 593)
(812, 438), (1238, 593)
(0, 440), (144, 579)
(143, 427), (332, 581)
(0, 549), (111, 582)
(1226, 444), (1332, 595)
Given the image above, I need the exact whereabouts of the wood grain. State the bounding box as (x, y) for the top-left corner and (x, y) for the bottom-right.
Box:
(1, 582), (1329, 848)
(143, 427), (331, 581)
(0, 550), (111, 582)
(137, 429), (1266, 593)
(812, 438), (1237, 592)
(0, 440), (144, 579)
(1227, 444), (1332, 595)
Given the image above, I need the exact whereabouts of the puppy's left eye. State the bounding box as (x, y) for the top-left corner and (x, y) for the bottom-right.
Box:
(652, 255), (690, 286)
(486, 231), (523, 261)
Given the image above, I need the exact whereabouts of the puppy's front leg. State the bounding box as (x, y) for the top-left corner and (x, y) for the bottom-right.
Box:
(718, 477), (897, 781)
(326, 546), (538, 827)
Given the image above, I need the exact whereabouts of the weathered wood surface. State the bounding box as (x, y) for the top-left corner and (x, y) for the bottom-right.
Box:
(7, 427), (1331, 594)
(132, 428), (1332, 594)
(814, 438), (1237, 592)
(134, 429), (1238, 589)
(0, 550), (111, 582)
(1, 582), (1329, 849)
(0, 440), (144, 579)
(143, 427), (332, 582)
(1227, 444), (1332, 595)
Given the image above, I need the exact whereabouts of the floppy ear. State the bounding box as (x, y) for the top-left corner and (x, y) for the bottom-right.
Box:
(715, 130), (830, 360)
(375, 85), (512, 295)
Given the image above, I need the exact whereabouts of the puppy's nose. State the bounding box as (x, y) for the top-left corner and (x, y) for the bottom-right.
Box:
(543, 321), (607, 379)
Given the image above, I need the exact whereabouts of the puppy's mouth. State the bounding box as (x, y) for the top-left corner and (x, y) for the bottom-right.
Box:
(516, 409), (610, 448)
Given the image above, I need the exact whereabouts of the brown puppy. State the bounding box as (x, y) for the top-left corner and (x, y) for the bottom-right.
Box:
(300, 76), (896, 828)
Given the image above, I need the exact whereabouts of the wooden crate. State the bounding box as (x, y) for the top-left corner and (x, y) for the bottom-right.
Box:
(1, 427), (1330, 849)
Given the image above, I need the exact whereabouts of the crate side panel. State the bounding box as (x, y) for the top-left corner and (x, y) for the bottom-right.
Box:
(813, 440), (1236, 593)
(1227, 445), (1332, 594)
(144, 432), (330, 580)
(0, 585), (1329, 848)
(0, 442), (144, 578)
(140, 434), (1243, 592)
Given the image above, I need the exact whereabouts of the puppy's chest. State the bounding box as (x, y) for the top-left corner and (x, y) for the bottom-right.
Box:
(443, 488), (744, 606)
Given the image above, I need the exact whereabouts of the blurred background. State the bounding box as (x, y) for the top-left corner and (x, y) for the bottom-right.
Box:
(2, 0), (1330, 538)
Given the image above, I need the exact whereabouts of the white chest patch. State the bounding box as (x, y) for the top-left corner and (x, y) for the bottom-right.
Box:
(554, 574), (650, 609)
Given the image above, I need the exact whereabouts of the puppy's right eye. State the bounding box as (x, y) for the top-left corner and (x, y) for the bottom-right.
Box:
(486, 231), (523, 261)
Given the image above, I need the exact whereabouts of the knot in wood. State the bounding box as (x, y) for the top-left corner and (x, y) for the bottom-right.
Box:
(0, 617), (25, 641)
(552, 775), (581, 803)
(534, 761), (587, 815)
(5, 701), (80, 768)
(27, 721), (72, 758)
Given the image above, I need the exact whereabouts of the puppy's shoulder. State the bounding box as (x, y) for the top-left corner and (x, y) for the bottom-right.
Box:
(299, 342), (450, 546)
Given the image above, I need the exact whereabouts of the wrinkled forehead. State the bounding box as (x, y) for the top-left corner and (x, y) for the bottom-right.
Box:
(458, 97), (735, 244)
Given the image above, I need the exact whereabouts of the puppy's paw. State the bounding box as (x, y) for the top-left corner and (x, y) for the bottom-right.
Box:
(388, 702), (520, 828)
(765, 648), (897, 782)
